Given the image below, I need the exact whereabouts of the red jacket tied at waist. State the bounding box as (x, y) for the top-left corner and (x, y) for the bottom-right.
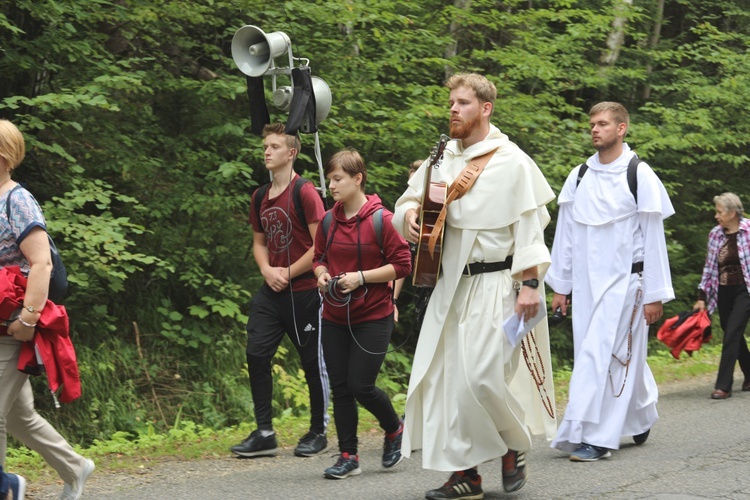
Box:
(0, 266), (81, 404)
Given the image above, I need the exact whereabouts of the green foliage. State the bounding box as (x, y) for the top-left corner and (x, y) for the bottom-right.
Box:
(1, 0), (749, 447)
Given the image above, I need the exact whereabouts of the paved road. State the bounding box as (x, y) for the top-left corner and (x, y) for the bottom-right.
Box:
(32, 380), (750, 499)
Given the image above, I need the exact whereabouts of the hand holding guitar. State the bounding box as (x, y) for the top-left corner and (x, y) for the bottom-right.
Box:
(405, 206), (421, 243)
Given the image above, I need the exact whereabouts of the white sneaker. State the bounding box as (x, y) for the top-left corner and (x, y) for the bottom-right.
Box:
(59, 458), (95, 500)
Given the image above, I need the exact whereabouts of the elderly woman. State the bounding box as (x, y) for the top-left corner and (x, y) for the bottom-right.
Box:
(694, 192), (750, 399)
(0, 119), (94, 499)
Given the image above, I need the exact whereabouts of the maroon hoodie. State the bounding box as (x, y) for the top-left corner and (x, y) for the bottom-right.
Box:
(313, 194), (411, 325)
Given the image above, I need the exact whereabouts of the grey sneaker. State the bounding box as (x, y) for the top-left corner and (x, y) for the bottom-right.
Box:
(324, 453), (361, 479)
(501, 450), (527, 492)
(59, 458), (94, 500)
(569, 443), (611, 462)
(425, 471), (483, 499)
(382, 420), (404, 468)
(294, 431), (328, 457)
(230, 429), (278, 457)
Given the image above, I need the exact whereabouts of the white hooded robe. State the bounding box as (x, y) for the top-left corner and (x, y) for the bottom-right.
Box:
(393, 126), (557, 471)
(545, 144), (674, 452)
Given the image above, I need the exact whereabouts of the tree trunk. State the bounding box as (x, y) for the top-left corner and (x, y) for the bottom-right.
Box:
(600, 0), (634, 67)
(444, 0), (471, 81)
(642, 0), (666, 99)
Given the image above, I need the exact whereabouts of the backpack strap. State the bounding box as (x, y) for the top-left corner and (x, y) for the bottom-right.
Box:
(321, 208), (384, 250)
(292, 176), (310, 228)
(321, 210), (333, 238)
(372, 208), (384, 249)
(252, 183), (271, 230)
(576, 156), (639, 204)
(576, 163), (589, 188)
(626, 155), (640, 205)
(252, 176), (312, 230)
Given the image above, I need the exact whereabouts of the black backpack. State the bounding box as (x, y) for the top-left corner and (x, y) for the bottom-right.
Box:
(252, 176), (314, 230)
(320, 208), (384, 249)
(576, 154), (640, 203)
(5, 185), (69, 303)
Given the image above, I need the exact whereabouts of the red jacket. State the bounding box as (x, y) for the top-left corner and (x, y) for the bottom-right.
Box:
(657, 309), (712, 360)
(313, 194), (411, 324)
(0, 266), (80, 404)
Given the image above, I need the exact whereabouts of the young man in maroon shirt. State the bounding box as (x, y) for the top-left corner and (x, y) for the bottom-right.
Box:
(231, 123), (329, 458)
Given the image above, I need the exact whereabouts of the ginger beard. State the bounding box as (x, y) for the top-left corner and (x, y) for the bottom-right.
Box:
(449, 110), (482, 140)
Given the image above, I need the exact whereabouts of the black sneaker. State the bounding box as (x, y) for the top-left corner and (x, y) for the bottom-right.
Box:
(230, 430), (278, 457)
(294, 431), (328, 457)
(324, 452), (361, 479)
(425, 471), (483, 499)
(501, 450), (527, 492)
(382, 420), (404, 468)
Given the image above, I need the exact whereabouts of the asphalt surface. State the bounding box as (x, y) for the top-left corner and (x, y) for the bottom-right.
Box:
(30, 377), (750, 499)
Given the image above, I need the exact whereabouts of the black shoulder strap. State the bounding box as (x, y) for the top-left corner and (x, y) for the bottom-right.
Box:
(252, 176), (312, 230)
(322, 210), (333, 238)
(292, 176), (310, 228)
(252, 183), (271, 230)
(576, 163), (589, 188)
(575, 157), (639, 203)
(373, 208), (384, 249)
(627, 155), (640, 205)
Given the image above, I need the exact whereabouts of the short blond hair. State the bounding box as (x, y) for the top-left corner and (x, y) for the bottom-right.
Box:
(714, 192), (744, 216)
(0, 119), (26, 172)
(446, 73), (497, 112)
(589, 102), (630, 131)
(262, 122), (301, 152)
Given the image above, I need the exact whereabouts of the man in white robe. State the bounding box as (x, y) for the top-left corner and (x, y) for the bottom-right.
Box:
(546, 102), (674, 462)
(393, 73), (557, 500)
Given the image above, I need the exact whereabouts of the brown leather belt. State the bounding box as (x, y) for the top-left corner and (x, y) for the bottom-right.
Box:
(462, 256), (513, 277)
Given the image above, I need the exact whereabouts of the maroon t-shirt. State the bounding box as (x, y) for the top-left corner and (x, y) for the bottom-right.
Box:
(249, 178), (324, 291)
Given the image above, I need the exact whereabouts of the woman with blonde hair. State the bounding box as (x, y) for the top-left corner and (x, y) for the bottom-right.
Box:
(0, 119), (94, 499)
(694, 192), (750, 399)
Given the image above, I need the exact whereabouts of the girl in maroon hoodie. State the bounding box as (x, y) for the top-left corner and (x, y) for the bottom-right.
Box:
(313, 149), (412, 479)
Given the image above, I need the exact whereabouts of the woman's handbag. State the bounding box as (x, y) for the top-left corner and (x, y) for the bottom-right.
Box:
(5, 185), (68, 303)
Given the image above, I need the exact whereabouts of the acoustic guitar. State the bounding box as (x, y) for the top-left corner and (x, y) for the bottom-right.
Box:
(413, 135), (449, 288)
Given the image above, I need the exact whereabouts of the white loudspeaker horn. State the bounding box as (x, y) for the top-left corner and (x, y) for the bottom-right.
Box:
(311, 76), (332, 125)
(232, 25), (291, 77)
(300, 76), (333, 134)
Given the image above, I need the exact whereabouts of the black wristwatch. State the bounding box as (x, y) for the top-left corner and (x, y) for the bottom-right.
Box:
(522, 279), (539, 289)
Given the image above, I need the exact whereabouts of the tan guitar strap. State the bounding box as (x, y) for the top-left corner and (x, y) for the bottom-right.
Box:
(428, 148), (498, 256)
